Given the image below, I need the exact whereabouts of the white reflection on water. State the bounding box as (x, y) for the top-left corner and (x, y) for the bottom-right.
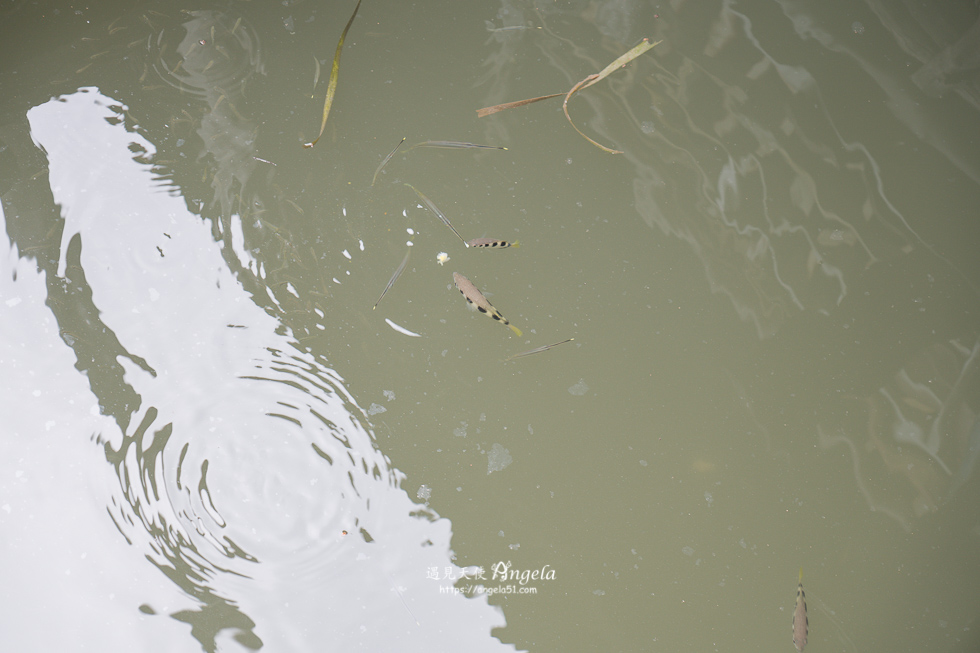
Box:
(3, 88), (518, 652)
(819, 338), (980, 530)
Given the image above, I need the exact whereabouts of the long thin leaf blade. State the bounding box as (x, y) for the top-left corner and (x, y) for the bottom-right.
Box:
(563, 39), (660, 154)
(581, 39), (658, 92)
(476, 93), (563, 118)
(304, 0), (362, 149)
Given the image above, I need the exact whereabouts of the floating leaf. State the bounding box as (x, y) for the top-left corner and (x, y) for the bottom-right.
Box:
(476, 93), (563, 118)
(477, 39), (660, 154)
(563, 39), (660, 154)
(304, 0), (362, 149)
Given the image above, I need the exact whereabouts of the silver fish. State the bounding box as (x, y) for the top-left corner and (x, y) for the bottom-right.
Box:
(466, 237), (520, 249)
(411, 140), (507, 150)
(404, 183), (468, 246)
(793, 568), (808, 652)
(374, 249), (410, 309)
(452, 272), (522, 336)
(371, 137), (405, 186)
(504, 338), (573, 361)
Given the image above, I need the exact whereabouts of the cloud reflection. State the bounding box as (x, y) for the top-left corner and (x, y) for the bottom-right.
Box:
(21, 88), (517, 652)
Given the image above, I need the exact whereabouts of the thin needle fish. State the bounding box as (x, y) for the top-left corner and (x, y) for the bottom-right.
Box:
(387, 573), (420, 627)
(403, 183), (468, 246)
(793, 568), (808, 652)
(410, 140), (507, 151)
(466, 237), (519, 248)
(371, 137), (405, 186)
(504, 338), (574, 361)
(310, 54), (321, 98)
(374, 249), (411, 309)
(453, 272), (522, 337)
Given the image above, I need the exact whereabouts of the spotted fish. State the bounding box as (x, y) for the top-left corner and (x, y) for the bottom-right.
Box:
(793, 568), (808, 652)
(466, 237), (520, 249)
(452, 272), (522, 337)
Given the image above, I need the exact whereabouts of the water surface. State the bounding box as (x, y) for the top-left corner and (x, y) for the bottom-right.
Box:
(2, 1), (978, 651)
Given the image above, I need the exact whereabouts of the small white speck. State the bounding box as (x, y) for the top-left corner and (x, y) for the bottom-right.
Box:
(407, 228), (415, 235)
(359, 239), (365, 251)
(402, 209), (408, 217)
(342, 249), (351, 260)
(342, 207), (347, 217)
(437, 252), (450, 265)
(407, 240), (414, 247)
(332, 277), (341, 284)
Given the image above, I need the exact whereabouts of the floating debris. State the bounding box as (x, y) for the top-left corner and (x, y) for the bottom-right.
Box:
(436, 252), (450, 265)
(477, 38), (661, 153)
(304, 0), (361, 149)
(384, 318), (422, 337)
(477, 93), (563, 118)
(487, 443), (513, 475)
(562, 39), (660, 153)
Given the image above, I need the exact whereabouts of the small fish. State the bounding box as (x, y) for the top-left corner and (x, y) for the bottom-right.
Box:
(371, 137), (405, 186)
(504, 338), (574, 361)
(311, 54), (321, 98)
(404, 183), (468, 246)
(452, 272), (522, 336)
(374, 249), (410, 309)
(411, 140), (507, 151)
(466, 237), (520, 249)
(793, 568), (808, 652)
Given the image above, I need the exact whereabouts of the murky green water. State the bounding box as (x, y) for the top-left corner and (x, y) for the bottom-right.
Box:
(2, 1), (979, 651)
